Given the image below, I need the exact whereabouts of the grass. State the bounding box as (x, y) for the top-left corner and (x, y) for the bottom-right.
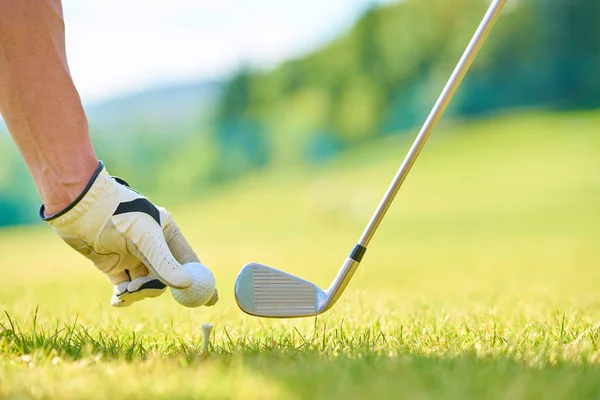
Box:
(1, 110), (600, 399)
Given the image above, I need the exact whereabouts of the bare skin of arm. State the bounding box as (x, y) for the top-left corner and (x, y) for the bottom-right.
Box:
(0, 0), (98, 215)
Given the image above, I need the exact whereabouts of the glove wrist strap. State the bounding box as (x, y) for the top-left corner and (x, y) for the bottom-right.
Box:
(39, 160), (105, 221)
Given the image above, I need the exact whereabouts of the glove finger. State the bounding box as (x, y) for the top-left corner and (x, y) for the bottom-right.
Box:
(107, 270), (131, 287)
(126, 265), (167, 302)
(162, 211), (200, 264)
(163, 213), (219, 306)
(128, 264), (150, 280)
(112, 212), (192, 289)
(111, 281), (131, 307)
(111, 265), (167, 307)
(205, 288), (219, 306)
(108, 270), (131, 307)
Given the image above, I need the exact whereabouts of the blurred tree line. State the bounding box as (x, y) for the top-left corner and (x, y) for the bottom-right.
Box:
(1, 0), (599, 227)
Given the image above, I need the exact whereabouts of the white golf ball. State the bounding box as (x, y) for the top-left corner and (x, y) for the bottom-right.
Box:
(170, 262), (216, 308)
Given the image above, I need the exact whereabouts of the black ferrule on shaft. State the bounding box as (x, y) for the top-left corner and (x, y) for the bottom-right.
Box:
(349, 244), (367, 262)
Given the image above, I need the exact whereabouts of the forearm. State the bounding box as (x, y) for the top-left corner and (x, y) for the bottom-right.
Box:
(0, 0), (98, 215)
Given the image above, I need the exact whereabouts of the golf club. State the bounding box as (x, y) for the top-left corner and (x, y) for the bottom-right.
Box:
(235, 0), (508, 318)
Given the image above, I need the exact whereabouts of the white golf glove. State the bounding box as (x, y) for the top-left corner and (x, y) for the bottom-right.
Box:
(40, 161), (218, 307)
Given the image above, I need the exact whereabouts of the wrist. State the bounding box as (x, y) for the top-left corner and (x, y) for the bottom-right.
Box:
(41, 158), (103, 217)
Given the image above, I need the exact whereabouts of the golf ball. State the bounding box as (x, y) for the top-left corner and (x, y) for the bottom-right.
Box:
(170, 262), (216, 308)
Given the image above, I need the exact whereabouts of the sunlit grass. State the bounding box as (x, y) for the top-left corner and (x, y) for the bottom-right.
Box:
(1, 111), (600, 399)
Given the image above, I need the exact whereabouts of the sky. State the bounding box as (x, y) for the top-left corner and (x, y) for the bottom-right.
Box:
(62, 0), (394, 105)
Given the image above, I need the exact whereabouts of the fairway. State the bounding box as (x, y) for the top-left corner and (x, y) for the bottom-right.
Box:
(1, 112), (600, 399)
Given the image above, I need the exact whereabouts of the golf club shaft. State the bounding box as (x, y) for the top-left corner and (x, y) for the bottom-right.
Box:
(234, 0), (509, 318)
(357, 0), (507, 248)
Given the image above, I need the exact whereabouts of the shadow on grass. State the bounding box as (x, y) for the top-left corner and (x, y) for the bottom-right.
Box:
(231, 351), (600, 400)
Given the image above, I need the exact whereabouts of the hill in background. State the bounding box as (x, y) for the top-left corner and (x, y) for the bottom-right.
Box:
(85, 81), (220, 136)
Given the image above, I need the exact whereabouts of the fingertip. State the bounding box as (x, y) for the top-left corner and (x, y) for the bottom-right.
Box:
(160, 263), (192, 289)
(205, 288), (219, 307)
(111, 295), (132, 307)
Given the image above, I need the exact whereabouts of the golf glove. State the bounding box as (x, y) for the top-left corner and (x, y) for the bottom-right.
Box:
(40, 161), (218, 308)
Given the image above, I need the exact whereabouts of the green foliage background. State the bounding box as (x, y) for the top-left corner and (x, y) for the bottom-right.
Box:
(0, 0), (599, 227)
(215, 0), (600, 170)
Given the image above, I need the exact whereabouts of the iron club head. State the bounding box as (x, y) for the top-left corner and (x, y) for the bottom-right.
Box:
(234, 263), (328, 318)
(234, 255), (361, 318)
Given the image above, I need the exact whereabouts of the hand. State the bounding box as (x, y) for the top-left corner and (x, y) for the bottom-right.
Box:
(40, 161), (219, 307)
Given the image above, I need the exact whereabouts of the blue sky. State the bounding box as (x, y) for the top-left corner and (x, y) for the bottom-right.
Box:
(62, 0), (394, 105)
